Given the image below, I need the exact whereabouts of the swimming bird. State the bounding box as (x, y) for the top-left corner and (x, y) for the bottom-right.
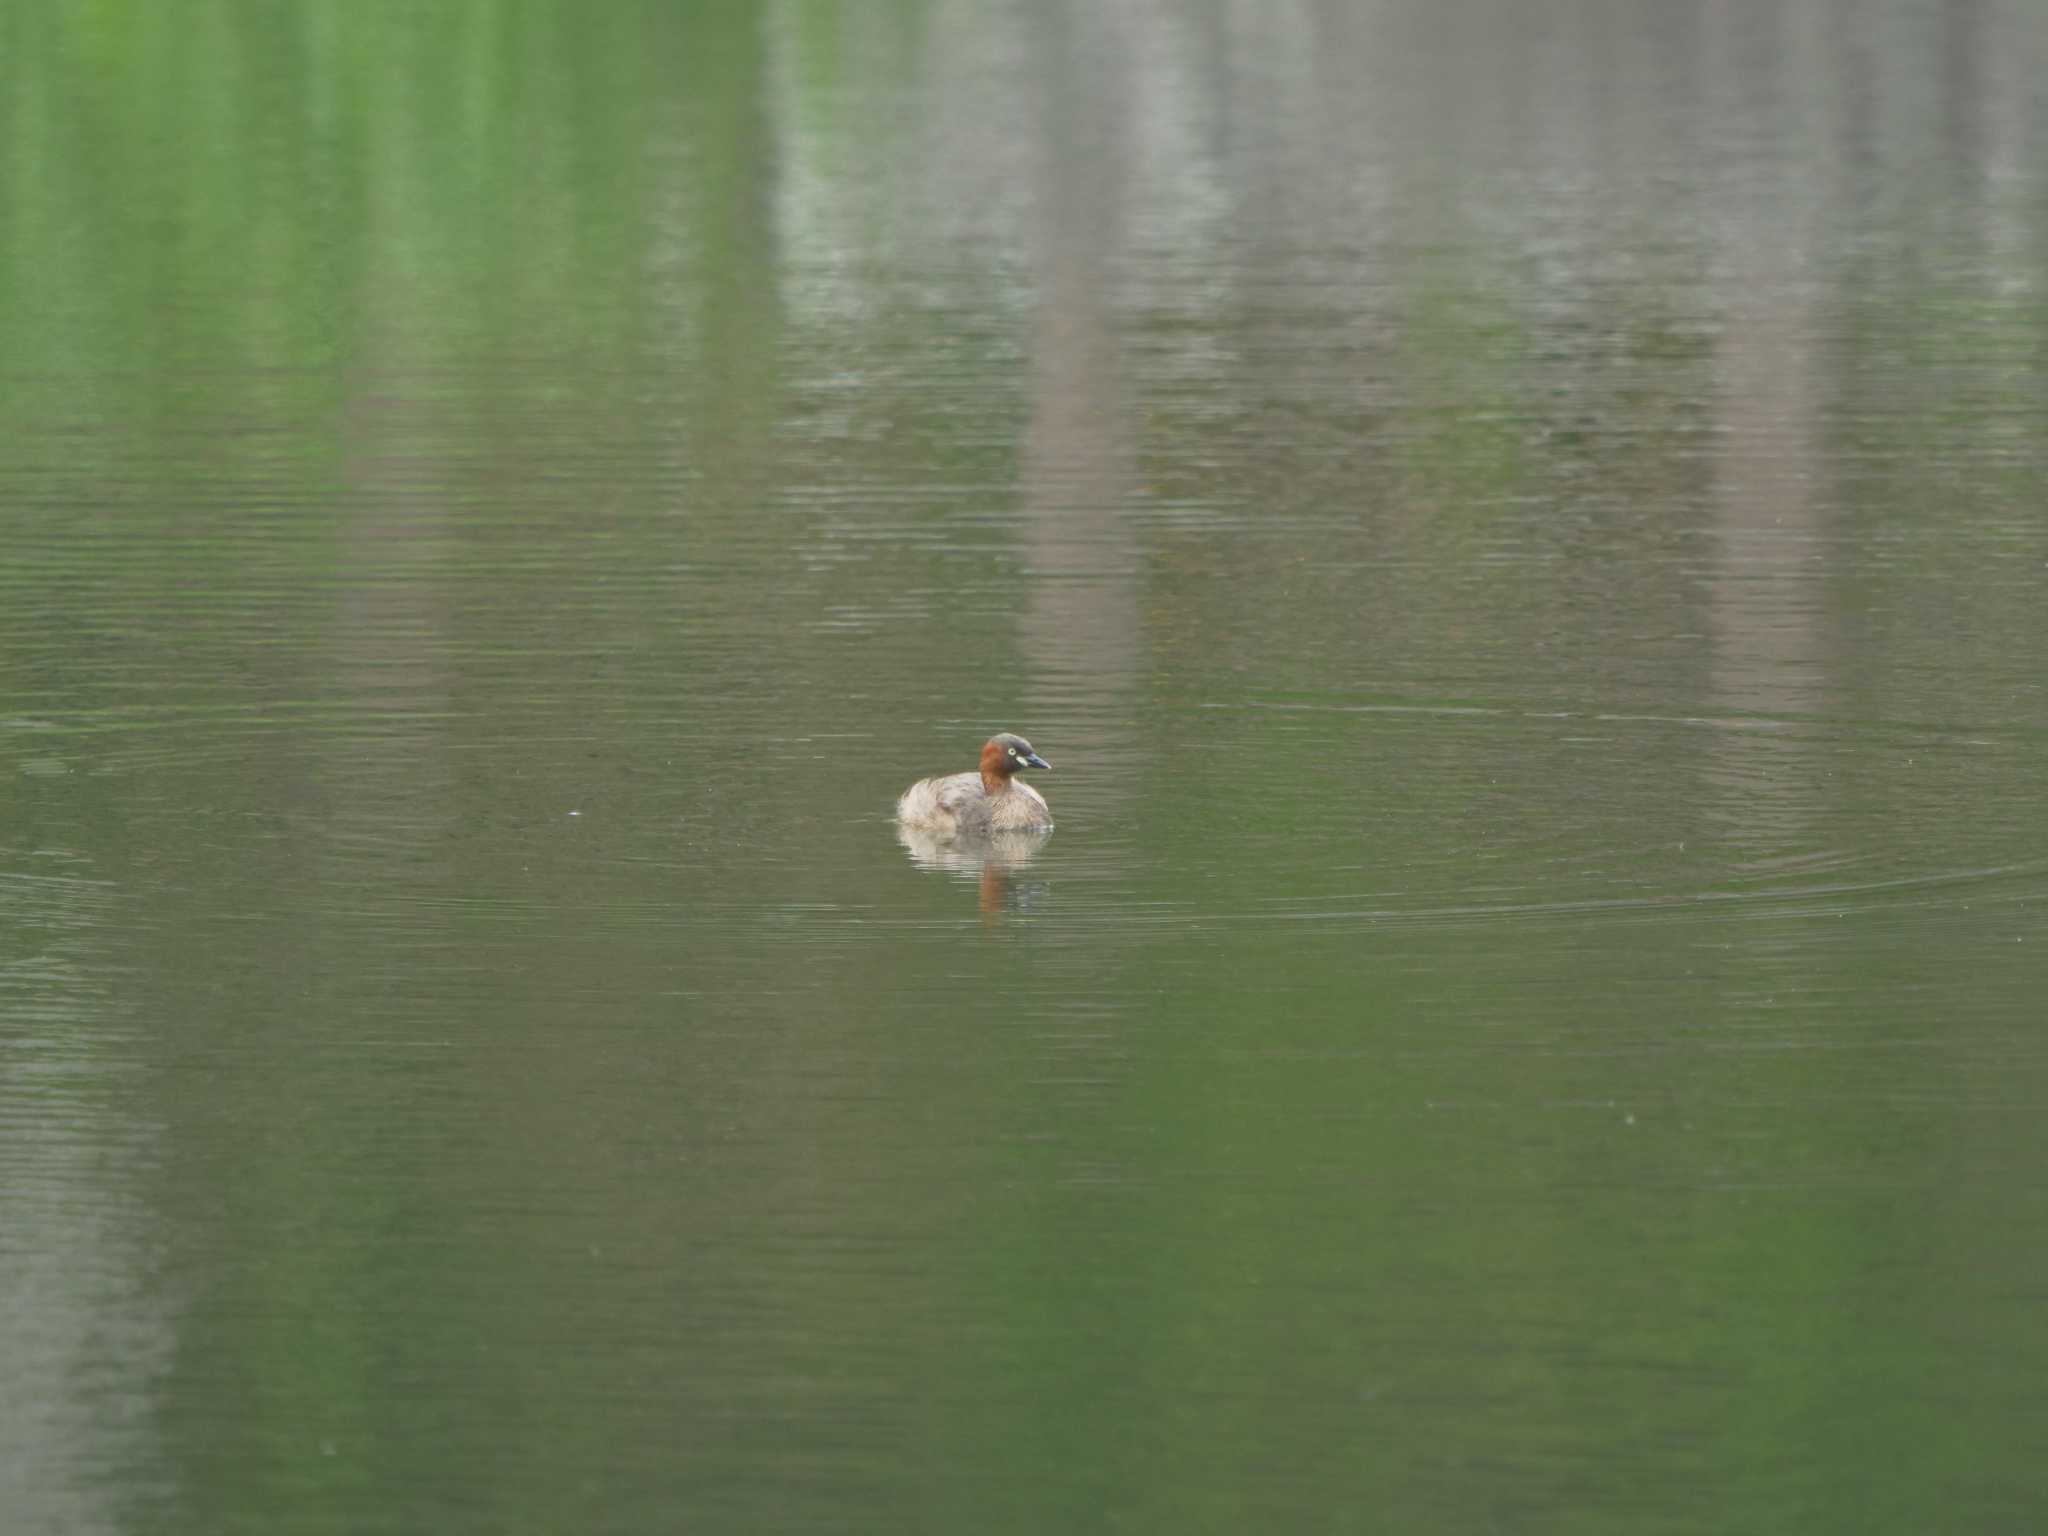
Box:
(896, 732), (1052, 836)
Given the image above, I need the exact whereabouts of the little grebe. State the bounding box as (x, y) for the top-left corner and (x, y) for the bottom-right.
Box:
(896, 732), (1053, 836)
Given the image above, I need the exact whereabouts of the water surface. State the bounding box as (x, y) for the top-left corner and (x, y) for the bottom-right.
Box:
(5, 3), (2048, 1532)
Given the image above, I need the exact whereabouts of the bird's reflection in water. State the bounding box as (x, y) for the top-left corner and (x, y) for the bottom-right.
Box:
(896, 825), (1051, 924)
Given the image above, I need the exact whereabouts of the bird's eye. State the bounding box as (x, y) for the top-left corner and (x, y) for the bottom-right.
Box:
(1008, 747), (1017, 756)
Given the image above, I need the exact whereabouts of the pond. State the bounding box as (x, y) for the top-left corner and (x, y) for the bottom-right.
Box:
(4, 3), (2047, 1531)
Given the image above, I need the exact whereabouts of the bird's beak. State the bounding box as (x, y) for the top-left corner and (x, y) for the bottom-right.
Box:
(1021, 751), (1051, 770)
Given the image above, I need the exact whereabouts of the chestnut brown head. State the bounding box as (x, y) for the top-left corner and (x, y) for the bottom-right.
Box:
(979, 732), (1051, 781)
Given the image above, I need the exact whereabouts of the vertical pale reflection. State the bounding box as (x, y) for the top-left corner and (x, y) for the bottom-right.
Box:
(324, 77), (464, 865)
(0, 866), (169, 1531)
(1702, 3), (1831, 843)
(1019, 5), (1141, 759)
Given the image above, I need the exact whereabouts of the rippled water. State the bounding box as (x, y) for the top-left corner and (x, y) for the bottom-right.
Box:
(5, 3), (2048, 1531)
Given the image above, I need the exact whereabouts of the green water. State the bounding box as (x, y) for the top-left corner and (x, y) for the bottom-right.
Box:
(5, 3), (2048, 1531)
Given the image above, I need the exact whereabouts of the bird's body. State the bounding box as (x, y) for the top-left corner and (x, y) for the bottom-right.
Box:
(896, 770), (1051, 835)
(896, 733), (1053, 838)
